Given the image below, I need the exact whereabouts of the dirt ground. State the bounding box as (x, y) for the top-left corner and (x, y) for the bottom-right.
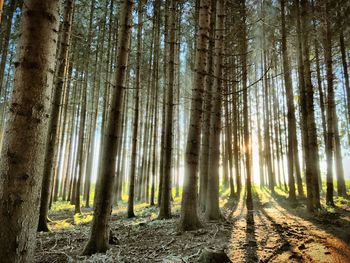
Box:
(35, 190), (350, 263)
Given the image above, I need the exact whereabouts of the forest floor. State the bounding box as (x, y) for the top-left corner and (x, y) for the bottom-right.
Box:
(35, 188), (350, 263)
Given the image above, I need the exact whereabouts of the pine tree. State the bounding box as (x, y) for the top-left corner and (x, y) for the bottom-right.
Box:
(0, 0), (59, 260)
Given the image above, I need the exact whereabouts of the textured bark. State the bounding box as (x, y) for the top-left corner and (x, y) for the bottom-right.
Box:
(38, 0), (74, 232)
(0, 0), (59, 261)
(180, 0), (211, 231)
(205, 0), (224, 221)
(82, 0), (133, 255)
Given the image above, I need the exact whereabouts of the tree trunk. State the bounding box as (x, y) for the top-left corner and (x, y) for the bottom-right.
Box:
(340, 31), (350, 131)
(82, 0), (133, 255)
(280, 0), (296, 203)
(241, 0), (252, 210)
(199, 0), (216, 211)
(128, 0), (143, 218)
(324, 1), (335, 206)
(0, 0), (59, 261)
(159, 0), (176, 219)
(300, 0), (321, 210)
(38, 0), (74, 232)
(180, 0), (211, 231)
(150, 0), (160, 206)
(205, 0), (224, 221)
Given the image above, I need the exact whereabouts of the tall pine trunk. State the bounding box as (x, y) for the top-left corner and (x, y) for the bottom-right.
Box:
(280, 0), (296, 203)
(180, 0), (211, 231)
(205, 0), (224, 221)
(127, 0), (143, 218)
(38, 0), (74, 232)
(0, 0), (59, 260)
(159, 0), (176, 219)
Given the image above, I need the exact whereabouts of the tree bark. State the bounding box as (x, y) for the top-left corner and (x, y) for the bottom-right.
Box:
(38, 0), (74, 232)
(180, 0), (211, 231)
(300, 0), (321, 210)
(0, 0), (59, 261)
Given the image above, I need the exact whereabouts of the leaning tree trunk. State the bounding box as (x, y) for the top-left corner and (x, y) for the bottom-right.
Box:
(82, 0), (133, 255)
(0, 0), (59, 261)
(180, 0), (211, 231)
(38, 0), (74, 232)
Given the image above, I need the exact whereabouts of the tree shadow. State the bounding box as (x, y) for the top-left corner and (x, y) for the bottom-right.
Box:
(225, 188), (244, 222)
(244, 209), (258, 262)
(266, 189), (350, 246)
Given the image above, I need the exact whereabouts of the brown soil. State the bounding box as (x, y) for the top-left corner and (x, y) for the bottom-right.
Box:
(227, 189), (350, 263)
(35, 190), (350, 262)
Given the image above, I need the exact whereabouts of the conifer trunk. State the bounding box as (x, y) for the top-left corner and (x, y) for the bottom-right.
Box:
(38, 0), (74, 232)
(82, 0), (133, 255)
(205, 0), (224, 221)
(180, 0), (211, 231)
(0, 0), (59, 260)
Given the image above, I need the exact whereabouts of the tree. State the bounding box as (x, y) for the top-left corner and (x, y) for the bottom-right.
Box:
(0, 0), (59, 261)
(38, 0), (75, 232)
(297, 0), (321, 211)
(323, 0), (335, 206)
(280, 0), (296, 204)
(199, 0), (216, 211)
(74, 0), (95, 214)
(180, 0), (211, 231)
(82, 0), (134, 255)
(205, 0), (225, 221)
(127, 0), (143, 219)
(159, 0), (176, 220)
